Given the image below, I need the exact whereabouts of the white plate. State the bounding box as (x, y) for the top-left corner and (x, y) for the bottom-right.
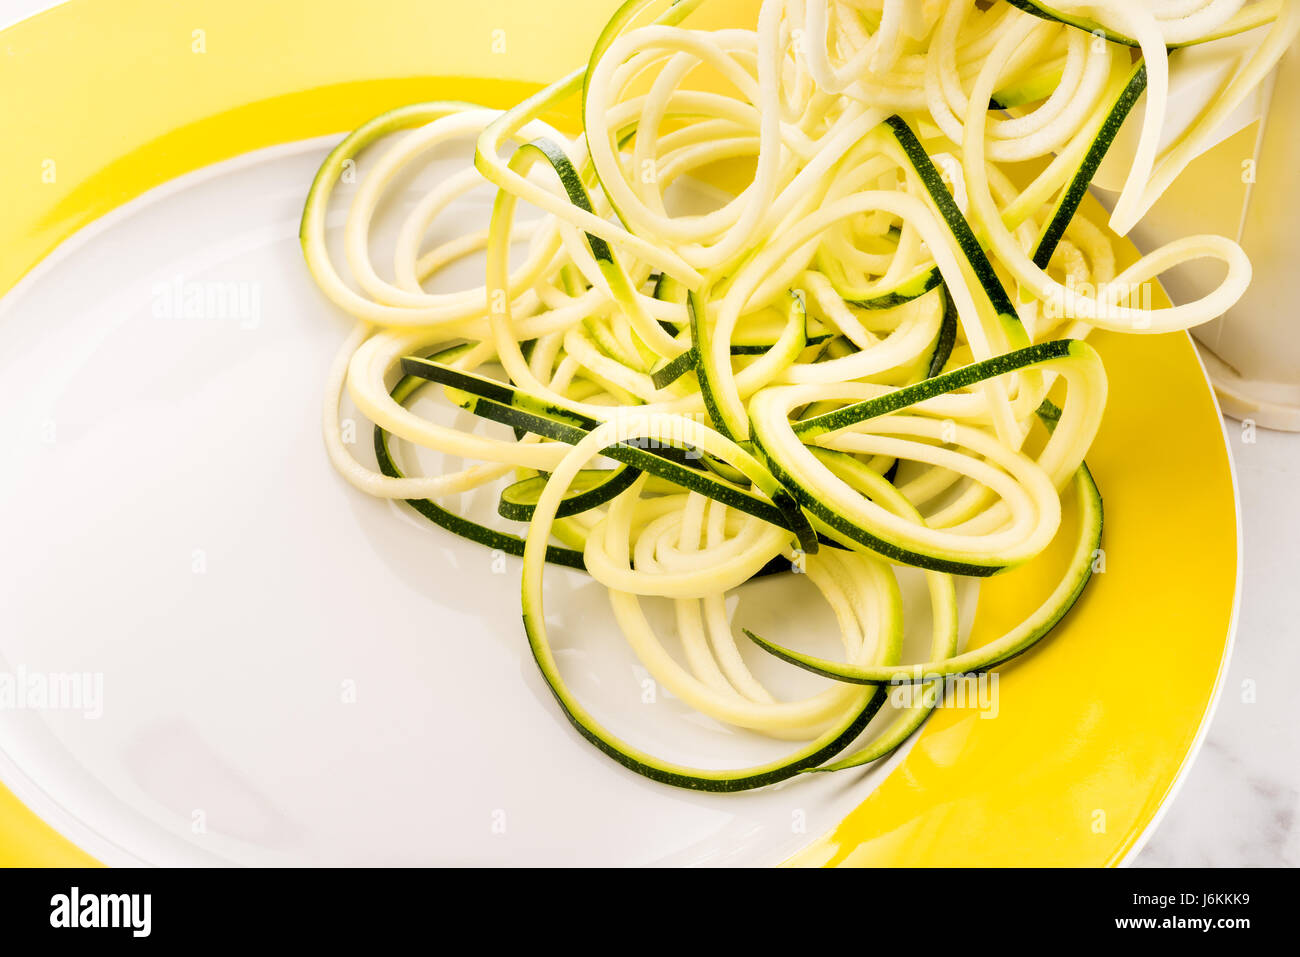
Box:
(0, 138), (976, 866)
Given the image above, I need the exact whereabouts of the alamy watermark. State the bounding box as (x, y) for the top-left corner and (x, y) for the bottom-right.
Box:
(1042, 276), (1155, 327)
(888, 671), (999, 719)
(151, 276), (262, 329)
(0, 666), (103, 719)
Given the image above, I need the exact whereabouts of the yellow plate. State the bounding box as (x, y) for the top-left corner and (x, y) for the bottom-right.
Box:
(0, 0), (1237, 867)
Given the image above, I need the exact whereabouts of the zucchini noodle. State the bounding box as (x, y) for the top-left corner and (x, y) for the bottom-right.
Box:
(301, 0), (1289, 790)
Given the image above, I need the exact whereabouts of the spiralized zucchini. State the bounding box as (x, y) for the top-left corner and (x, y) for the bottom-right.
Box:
(301, 0), (1291, 790)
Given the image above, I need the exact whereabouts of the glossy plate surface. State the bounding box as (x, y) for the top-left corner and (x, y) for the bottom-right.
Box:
(0, 0), (1238, 866)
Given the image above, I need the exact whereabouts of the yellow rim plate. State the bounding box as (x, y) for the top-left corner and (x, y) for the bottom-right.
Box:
(0, 0), (1237, 867)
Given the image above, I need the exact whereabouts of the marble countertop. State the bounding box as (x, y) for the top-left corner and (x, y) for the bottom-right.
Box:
(1135, 419), (1299, 867)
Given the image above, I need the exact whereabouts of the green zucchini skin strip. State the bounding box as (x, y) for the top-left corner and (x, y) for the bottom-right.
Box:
(689, 287), (809, 441)
(653, 290), (823, 389)
(520, 424), (892, 791)
(379, 374), (796, 579)
(1032, 63), (1148, 269)
(797, 450), (960, 772)
(807, 403), (1078, 771)
(650, 348), (697, 389)
(523, 617), (890, 790)
(513, 137), (678, 366)
(927, 284), (959, 379)
(1003, 0), (1141, 45)
(750, 387), (1104, 690)
(810, 693), (930, 772)
(991, 58), (1067, 110)
(737, 333), (833, 355)
(688, 288), (733, 439)
(475, 395), (821, 552)
(842, 264), (943, 310)
(751, 339), (1095, 576)
(398, 356), (821, 552)
(811, 707), (926, 772)
(520, 138), (614, 264)
(882, 115), (1024, 343)
(375, 375), (588, 570)
(511, 339), (539, 440)
(498, 466), (641, 522)
(651, 337), (834, 390)
(751, 430), (1004, 578)
(793, 338), (1081, 439)
(652, 270), (687, 311)
(745, 463), (1102, 684)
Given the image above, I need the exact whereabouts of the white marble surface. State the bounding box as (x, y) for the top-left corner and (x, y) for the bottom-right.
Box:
(1135, 418), (1300, 867)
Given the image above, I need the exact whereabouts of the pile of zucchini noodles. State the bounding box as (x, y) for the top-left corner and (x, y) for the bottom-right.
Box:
(302, 0), (1295, 790)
